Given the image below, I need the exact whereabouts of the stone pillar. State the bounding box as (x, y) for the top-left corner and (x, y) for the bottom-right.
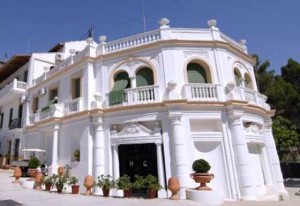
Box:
(156, 143), (166, 191)
(112, 145), (120, 180)
(169, 113), (189, 199)
(228, 113), (255, 200)
(48, 124), (59, 175)
(264, 120), (289, 199)
(92, 116), (105, 194)
(260, 145), (273, 186)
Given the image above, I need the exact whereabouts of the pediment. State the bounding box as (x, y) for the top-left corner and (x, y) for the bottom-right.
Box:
(113, 122), (158, 137)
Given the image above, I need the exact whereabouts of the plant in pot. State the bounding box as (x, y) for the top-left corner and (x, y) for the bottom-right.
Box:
(43, 175), (55, 191)
(144, 174), (162, 199)
(97, 174), (115, 197)
(73, 149), (80, 162)
(190, 158), (214, 190)
(116, 174), (133, 198)
(27, 156), (41, 178)
(68, 176), (80, 194)
(54, 174), (68, 193)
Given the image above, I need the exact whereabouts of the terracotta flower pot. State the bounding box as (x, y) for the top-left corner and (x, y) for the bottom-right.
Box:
(57, 186), (63, 193)
(13, 167), (22, 182)
(35, 172), (43, 190)
(57, 166), (64, 176)
(84, 175), (94, 195)
(102, 187), (110, 197)
(147, 189), (157, 199)
(168, 177), (180, 200)
(190, 173), (214, 190)
(71, 185), (80, 194)
(45, 183), (52, 191)
(123, 190), (131, 198)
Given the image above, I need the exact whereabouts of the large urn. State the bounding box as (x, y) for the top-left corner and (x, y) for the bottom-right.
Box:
(13, 167), (22, 182)
(35, 172), (44, 190)
(190, 173), (214, 190)
(84, 175), (94, 195)
(167, 177), (180, 200)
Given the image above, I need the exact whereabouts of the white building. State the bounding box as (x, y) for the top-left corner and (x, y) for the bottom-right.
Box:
(0, 18), (288, 201)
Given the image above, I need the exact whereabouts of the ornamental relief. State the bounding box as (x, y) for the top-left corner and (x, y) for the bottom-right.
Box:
(183, 50), (209, 60)
(244, 122), (263, 135)
(110, 122), (160, 137)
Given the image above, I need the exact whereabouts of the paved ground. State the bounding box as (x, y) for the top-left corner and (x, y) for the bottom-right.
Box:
(0, 169), (299, 206)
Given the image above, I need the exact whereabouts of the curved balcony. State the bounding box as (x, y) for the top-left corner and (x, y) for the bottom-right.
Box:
(0, 79), (27, 106)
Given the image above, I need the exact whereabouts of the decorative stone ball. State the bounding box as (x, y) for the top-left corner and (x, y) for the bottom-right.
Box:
(84, 175), (94, 195)
(13, 167), (22, 181)
(57, 166), (64, 176)
(168, 177), (180, 200)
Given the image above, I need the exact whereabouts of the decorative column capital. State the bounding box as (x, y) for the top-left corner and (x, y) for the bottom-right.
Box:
(91, 116), (103, 126)
(169, 112), (183, 125)
(53, 123), (60, 131)
(227, 110), (243, 126)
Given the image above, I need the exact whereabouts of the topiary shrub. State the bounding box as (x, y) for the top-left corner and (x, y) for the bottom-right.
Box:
(28, 156), (41, 169)
(192, 159), (211, 173)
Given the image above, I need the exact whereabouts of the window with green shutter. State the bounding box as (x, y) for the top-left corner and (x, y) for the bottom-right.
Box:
(136, 67), (154, 87)
(234, 70), (241, 86)
(109, 72), (130, 105)
(187, 63), (207, 83)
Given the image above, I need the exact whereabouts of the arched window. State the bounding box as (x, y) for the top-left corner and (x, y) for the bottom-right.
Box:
(244, 73), (253, 89)
(136, 67), (154, 87)
(187, 63), (207, 83)
(234, 69), (242, 86)
(109, 71), (130, 105)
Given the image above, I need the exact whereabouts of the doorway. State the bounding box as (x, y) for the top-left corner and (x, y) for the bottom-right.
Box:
(118, 143), (158, 194)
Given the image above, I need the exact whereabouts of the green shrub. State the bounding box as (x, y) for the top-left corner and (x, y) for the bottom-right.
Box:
(192, 159), (211, 173)
(28, 156), (40, 169)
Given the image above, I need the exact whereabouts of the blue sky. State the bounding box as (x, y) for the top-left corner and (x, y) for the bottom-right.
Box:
(0, 0), (299, 73)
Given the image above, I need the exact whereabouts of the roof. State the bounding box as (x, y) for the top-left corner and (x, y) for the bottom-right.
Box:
(48, 43), (63, 52)
(0, 55), (30, 82)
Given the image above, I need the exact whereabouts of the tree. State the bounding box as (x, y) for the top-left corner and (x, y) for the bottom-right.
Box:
(281, 59), (300, 92)
(272, 116), (300, 161)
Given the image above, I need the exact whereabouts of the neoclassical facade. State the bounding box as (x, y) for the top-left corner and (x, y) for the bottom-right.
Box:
(0, 18), (287, 201)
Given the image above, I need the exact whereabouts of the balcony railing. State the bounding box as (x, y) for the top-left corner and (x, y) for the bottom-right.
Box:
(65, 98), (82, 114)
(0, 79), (27, 97)
(183, 83), (222, 101)
(104, 30), (161, 54)
(9, 118), (22, 130)
(107, 85), (160, 107)
(236, 87), (269, 109)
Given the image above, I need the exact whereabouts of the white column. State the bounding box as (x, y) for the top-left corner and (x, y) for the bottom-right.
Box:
(260, 145), (273, 185)
(48, 124), (59, 175)
(169, 113), (189, 199)
(92, 117), (105, 178)
(156, 143), (165, 190)
(228, 113), (255, 200)
(264, 120), (289, 199)
(112, 145), (120, 179)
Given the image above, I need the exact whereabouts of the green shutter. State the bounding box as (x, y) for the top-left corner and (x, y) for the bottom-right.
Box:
(136, 68), (154, 87)
(109, 72), (130, 105)
(187, 63), (207, 83)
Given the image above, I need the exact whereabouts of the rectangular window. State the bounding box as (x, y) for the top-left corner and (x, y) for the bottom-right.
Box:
(24, 70), (28, 83)
(72, 78), (81, 99)
(8, 108), (13, 126)
(0, 112), (4, 128)
(32, 97), (39, 113)
(49, 88), (58, 102)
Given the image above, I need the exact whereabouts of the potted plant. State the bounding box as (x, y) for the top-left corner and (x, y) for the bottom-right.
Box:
(27, 156), (40, 178)
(144, 174), (162, 199)
(73, 149), (80, 162)
(190, 159), (214, 190)
(54, 174), (68, 193)
(97, 174), (115, 197)
(116, 174), (133, 198)
(132, 175), (145, 191)
(68, 176), (80, 194)
(43, 175), (55, 191)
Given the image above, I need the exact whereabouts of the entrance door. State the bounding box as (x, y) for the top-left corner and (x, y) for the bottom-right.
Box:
(118, 143), (158, 181)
